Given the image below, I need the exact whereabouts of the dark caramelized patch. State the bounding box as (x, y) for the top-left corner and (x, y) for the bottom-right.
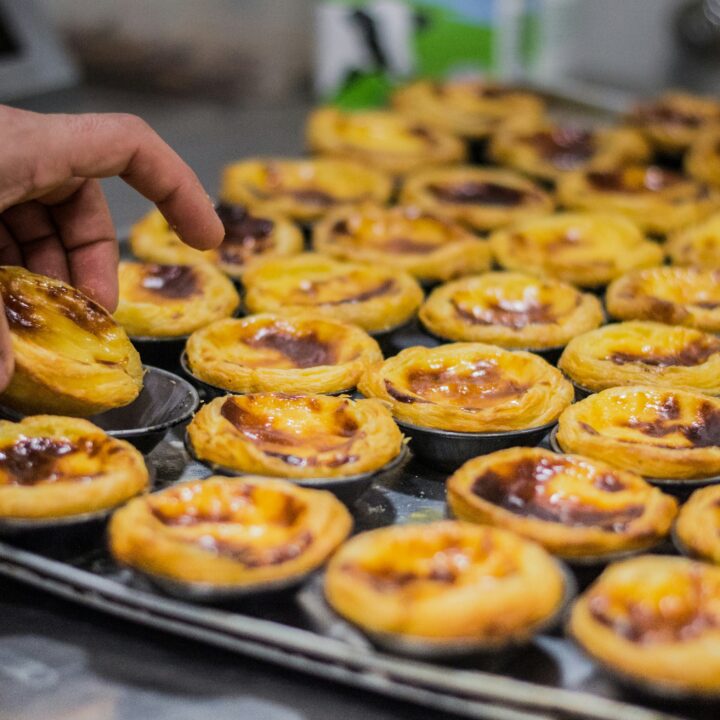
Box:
(2, 290), (42, 330)
(587, 167), (681, 193)
(291, 189), (337, 206)
(408, 125), (436, 144)
(428, 181), (528, 206)
(471, 456), (641, 531)
(634, 103), (705, 127)
(0, 436), (102, 486)
(300, 277), (397, 305)
(383, 237), (441, 255)
(623, 399), (720, 448)
(140, 265), (200, 300)
(216, 204), (275, 265)
(342, 561), (461, 591)
(528, 128), (595, 169)
(452, 298), (557, 328)
(608, 338), (720, 367)
(244, 328), (337, 368)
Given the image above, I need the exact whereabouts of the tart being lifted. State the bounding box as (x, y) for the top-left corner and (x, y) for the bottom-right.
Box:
(109, 476), (351, 590)
(569, 556), (720, 696)
(556, 164), (720, 236)
(606, 266), (720, 333)
(242, 253), (423, 334)
(419, 272), (603, 349)
(313, 204), (491, 284)
(185, 314), (382, 395)
(187, 392), (404, 480)
(324, 521), (567, 649)
(558, 321), (720, 396)
(306, 107), (465, 176)
(358, 343), (573, 433)
(555, 385), (720, 480)
(447, 447), (677, 560)
(489, 212), (663, 288)
(0, 415), (149, 521)
(0, 266), (143, 416)
(220, 158), (392, 222)
(391, 79), (545, 140)
(114, 261), (239, 338)
(400, 167), (554, 233)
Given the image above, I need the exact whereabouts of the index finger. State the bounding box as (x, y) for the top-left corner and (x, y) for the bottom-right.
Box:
(27, 111), (223, 251)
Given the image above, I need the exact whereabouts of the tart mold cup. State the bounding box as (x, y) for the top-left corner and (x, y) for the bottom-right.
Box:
(394, 418), (557, 471)
(0, 366), (199, 455)
(306, 563), (576, 660)
(179, 351), (354, 401)
(184, 432), (411, 506)
(548, 426), (720, 497)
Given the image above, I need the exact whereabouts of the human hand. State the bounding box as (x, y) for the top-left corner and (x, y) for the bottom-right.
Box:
(0, 104), (224, 391)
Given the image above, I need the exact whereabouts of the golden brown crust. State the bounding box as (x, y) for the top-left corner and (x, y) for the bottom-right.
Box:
(606, 267), (720, 333)
(569, 555), (720, 695)
(187, 392), (404, 479)
(399, 166), (554, 233)
(490, 212), (662, 288)
(306, 107), (465, 176)
(313, 203), (492, 283)
(675, 485), (720, 564)
(447, 447), (677, 558)
(628, 91), (720, 153)
(242, 253), (423, 334)
(324, 521), (566, 643)
(666, 211), (720, 268)
(109, 476), (352, 586)
(686, 125), (720, 188)
(185, 313), (382, 394)
(556, 385), (720, 479)
(419, 272), (603, 349)
(391, 79), (545, 140)
(556, 165), (720, 236)
(220, 158), (393, 222)
(488, 121), (650, 183)
(558, 321), (720, 395)
(0, 415), (148, 519)
(114, 261), (239, 338)
(358, 342), (573, 432)
(0, 266), (143, 417)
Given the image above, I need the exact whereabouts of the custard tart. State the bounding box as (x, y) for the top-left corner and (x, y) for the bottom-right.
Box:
(555, 385), (720, 479)
(109, 475), (351, 590)
(185, 314), (381, 395)
(447, 447), (677, 560)
(242, 253), (423, 334)
(313, 203), (492, 283)
(419, 272), (603, 350)
(488, 121), (650, 183)
(569, 555), (720, 696)
(490, 212), (662, 288)
(0, 266), (143, 417)
(391, 79), (545, 140)
(627, 91), (720, 154)
(556, 165), (720, 236)
(558, 321), (720, 396)
(358, 343), (573, 433)
(187, 392), (403, 480)
(666, 211), (720, 268)
(129, 205), (304, 280)
(607, 267), (720, 333)
(114, 261), (239, 338)
(399, 167), (554, 233)
(220, 158), (393, 223)
(306, 107), (465, 176)
(324, 521), (566, 649)
(674, 485), (720, 563)
(0, 415), (148, 520)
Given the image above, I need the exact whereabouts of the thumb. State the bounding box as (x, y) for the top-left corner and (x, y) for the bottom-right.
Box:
(0, 297), (15, 394)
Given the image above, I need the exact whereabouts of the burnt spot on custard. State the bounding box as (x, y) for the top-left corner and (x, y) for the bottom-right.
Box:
(528, 128), (596, 170)
(216, 204), (275, 265)
(341, 560), (462, 591)
(428, 181), (529, 207)
(634, 103), (706, 128)
(140, 265), (200, 300)
(2, 289), (42, 330)
(290, 189), (337, 206)
(608, 337), (720, 367)
(219, 396), (361, 467)
(407, 125), (437, 144)
(382, 237), (442, 255)
(586, 167), (682, 194)
(451, 298), (558, 329)
(296, 277), (397, 305)
(588, 574), (720, 644)
(471, 455), (643, 531)
(244, 327), (337, 368)
(0, 436), (103, 486)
